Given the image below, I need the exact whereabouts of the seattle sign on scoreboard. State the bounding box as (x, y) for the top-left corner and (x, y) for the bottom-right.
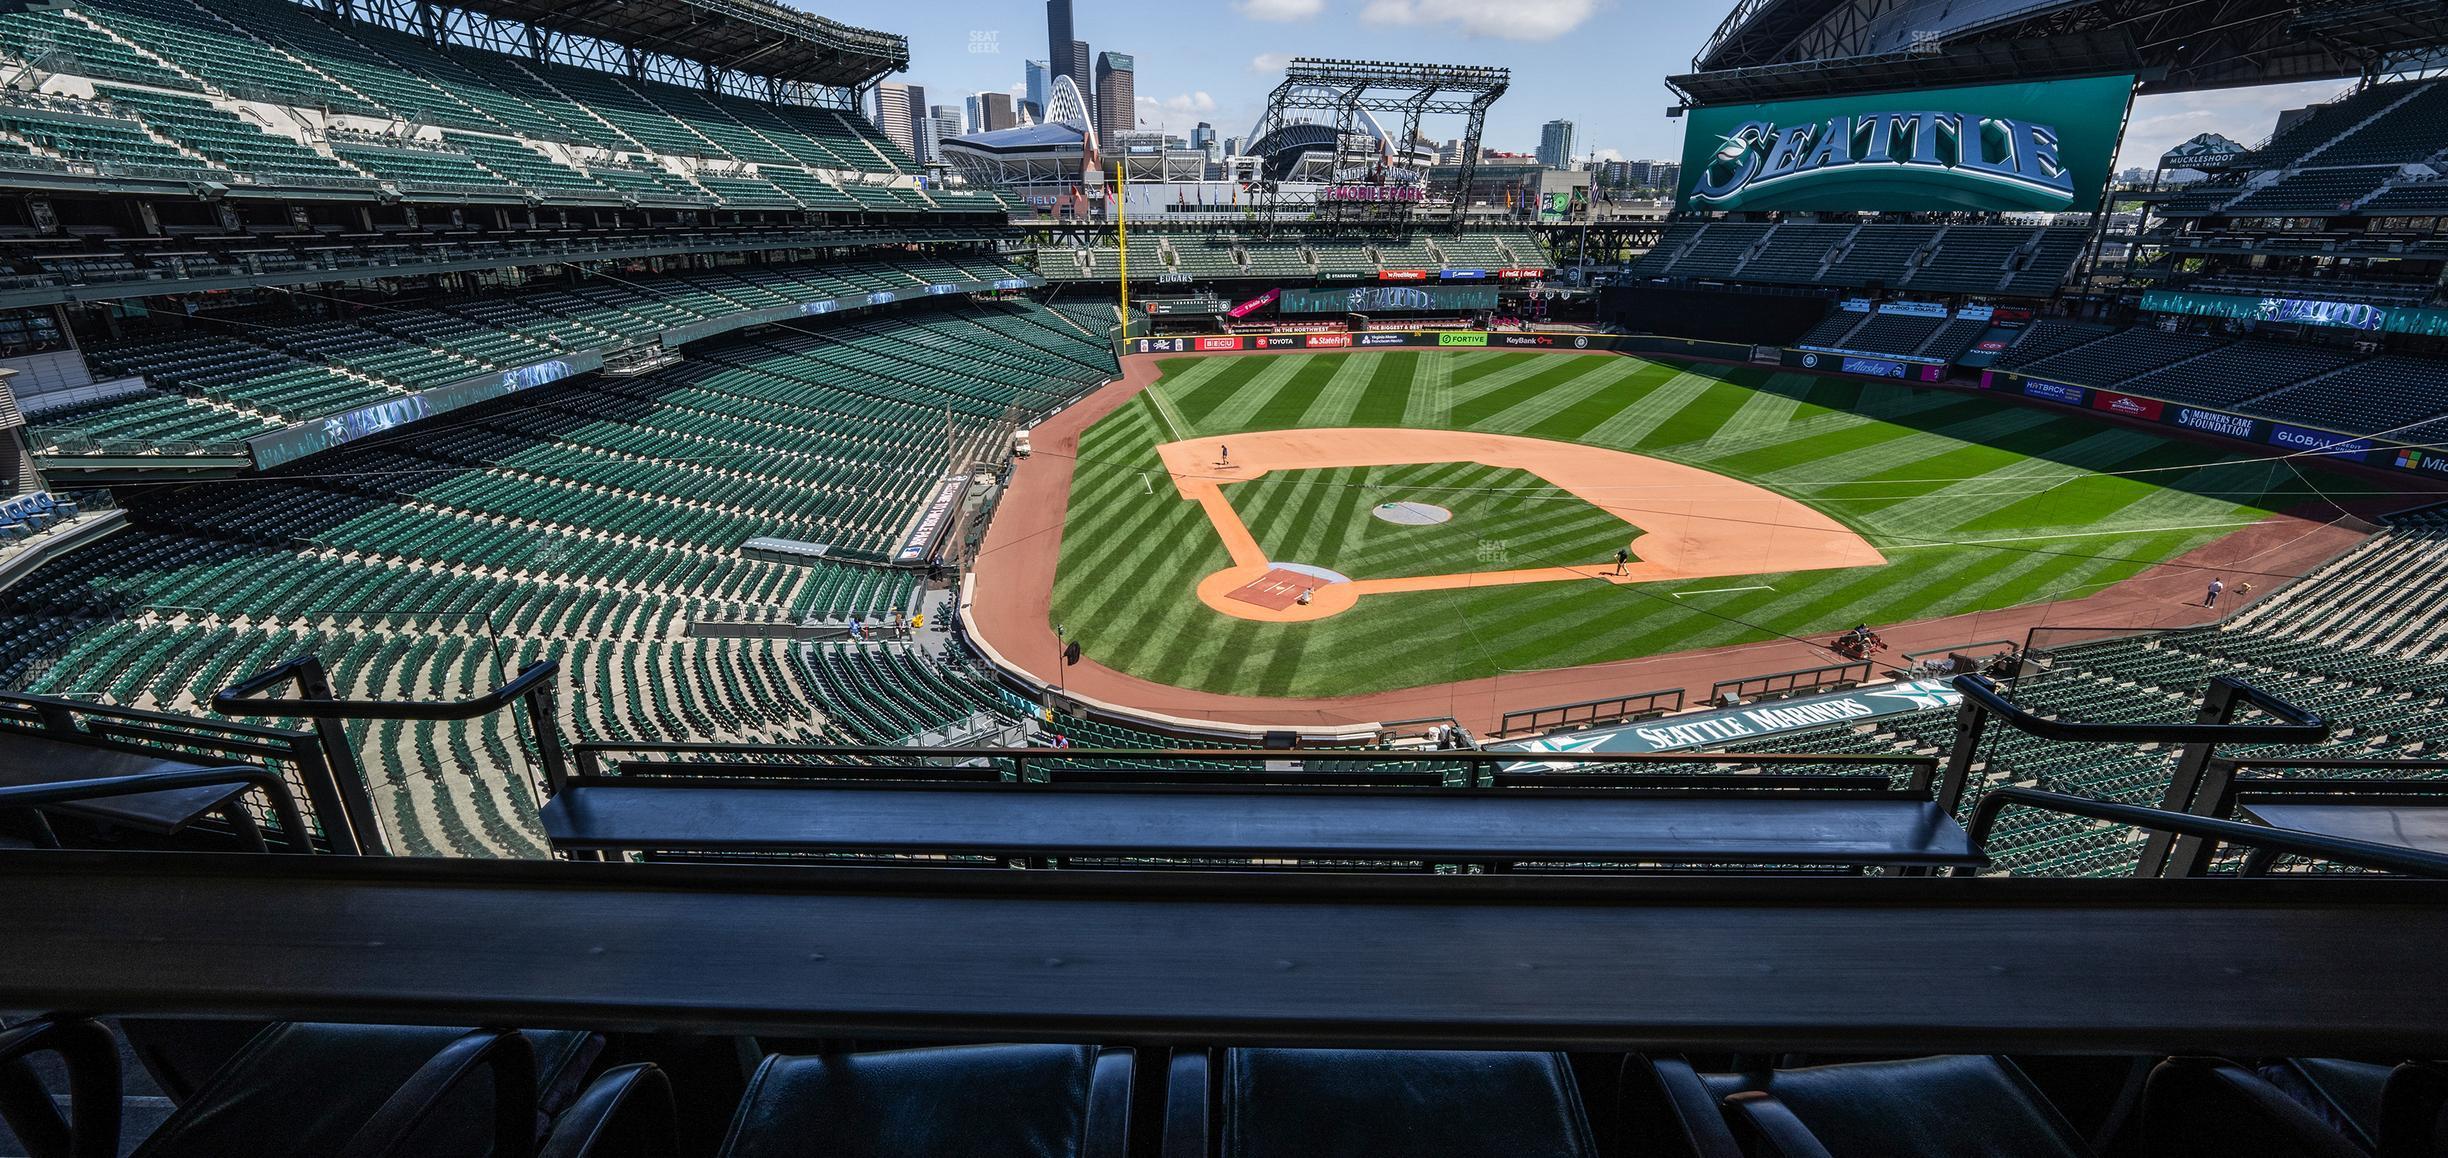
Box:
(1678, 75), (2134, 213)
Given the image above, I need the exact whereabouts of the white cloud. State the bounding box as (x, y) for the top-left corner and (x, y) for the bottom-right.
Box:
(1588, 146), (1624, 163)
(1251, 52), (1291, 73)
(1134, 92), (1228, 136)
(1360, 0), (1598, 39)
(1236, 0), (1323, 19)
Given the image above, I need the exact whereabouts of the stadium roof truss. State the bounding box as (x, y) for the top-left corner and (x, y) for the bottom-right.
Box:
(1677, 0), (2448, 105)
(1249, 58), (1508, 230)
(328, 0), (906, 94)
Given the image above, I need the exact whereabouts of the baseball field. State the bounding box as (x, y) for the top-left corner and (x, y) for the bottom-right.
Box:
(1043, 350), (2367, 698)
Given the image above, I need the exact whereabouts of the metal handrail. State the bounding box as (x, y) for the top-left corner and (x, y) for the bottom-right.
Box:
(216, 657), (559, 721)
(1965, 786), (2448, 879)
(1949, 673), (2327, 744)
(0, 691), (372, 855)
(1939, 673), (2332, 833)
(214, 656), (569, 814)
(0, 765), (312, 853)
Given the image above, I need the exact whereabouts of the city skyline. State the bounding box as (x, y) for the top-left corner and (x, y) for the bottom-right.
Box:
(817, 0), (2356, 173)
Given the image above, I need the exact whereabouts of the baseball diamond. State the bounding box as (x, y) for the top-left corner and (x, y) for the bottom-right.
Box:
(986, 349), (2379, 701)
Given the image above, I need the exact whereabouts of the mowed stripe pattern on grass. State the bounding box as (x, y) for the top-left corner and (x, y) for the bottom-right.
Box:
(1049, 352), (2358, 698)
(1227, 462), (1638, 581)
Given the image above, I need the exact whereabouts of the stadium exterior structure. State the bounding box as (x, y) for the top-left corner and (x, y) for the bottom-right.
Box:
(1680, 0), (2445, 104)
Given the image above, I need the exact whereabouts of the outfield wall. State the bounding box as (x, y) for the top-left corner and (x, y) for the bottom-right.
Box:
(1129, 331), (1760, 360)
(1128, 330), (2448, 482)
(1970, 366), (2446, 482)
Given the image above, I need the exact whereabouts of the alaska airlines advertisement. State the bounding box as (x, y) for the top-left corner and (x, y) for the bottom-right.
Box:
(1677, 75), (2134, 213)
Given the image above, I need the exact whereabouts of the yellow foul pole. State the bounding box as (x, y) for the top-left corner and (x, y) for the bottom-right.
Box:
(1113, 155), (1129, 339)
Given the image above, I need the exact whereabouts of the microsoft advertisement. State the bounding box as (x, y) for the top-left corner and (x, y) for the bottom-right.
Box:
(1679, 74), (2134, 213)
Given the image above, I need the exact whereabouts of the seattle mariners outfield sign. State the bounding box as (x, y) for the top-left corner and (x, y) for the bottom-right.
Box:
(1679, 75), (2133, 214)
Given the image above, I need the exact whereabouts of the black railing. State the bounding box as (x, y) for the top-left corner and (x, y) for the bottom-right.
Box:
(0, 766), (311, 854)
(0, 690), (372, 855)
(2167, 757), (2448, 877)
(566, 739), (1936, 792)
(1964, 786), (2448, 879)
(214, 656), (568, 822)
(1710, 659), (1872, 704)
(1898, 639), (2019, 677)
(1943, 673), (2330, 876)
(1495, 686), (1684, 738)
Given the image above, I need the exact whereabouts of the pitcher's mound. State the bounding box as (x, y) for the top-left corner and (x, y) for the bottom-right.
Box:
(1226, 567), (1333, 610)
(1373, 500), (1451, 525)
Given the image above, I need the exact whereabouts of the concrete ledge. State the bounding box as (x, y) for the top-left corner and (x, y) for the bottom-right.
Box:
(0, 508), (125, 596)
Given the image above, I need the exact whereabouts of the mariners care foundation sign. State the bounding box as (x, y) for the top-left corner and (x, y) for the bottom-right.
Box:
(1678, 75), (2134, 213)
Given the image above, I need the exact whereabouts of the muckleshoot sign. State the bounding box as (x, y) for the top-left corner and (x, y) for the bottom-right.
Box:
(1678, 74), (2134, 213)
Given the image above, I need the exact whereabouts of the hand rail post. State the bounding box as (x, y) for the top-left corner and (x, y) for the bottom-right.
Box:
(215, 657), (564, 845)
(523, 680), (571, 801)
(1938, 696), (1988, 817)
(286, 655), (387, 856)
(2143, 678), (2246, 878)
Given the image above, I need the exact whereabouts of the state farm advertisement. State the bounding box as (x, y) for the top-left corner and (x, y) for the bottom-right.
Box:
(1195, 336), (1239, 351)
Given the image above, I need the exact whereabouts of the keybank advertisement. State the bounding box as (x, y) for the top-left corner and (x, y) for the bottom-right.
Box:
(1495, 678), (1965, 757)
(1678, 74), (2133, 213)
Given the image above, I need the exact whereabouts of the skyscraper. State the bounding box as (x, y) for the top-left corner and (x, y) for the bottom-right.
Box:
(1045, 2), (1090, 119)
(1023, 60), (1048, 122)
(872, 82), (924, 158)
(1046, 1), (1075, 87)
(968, 92), (1017, 133)
(1094, 51), (1134, 147)
(1537, 119), (1576, 169)
(922, 104), (963, 162)
(1190, 122), (1216, 151)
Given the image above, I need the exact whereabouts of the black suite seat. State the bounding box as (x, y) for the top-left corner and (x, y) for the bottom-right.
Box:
(1640, 1054), (2093, 1157)
(717, 1044), (1132, 1158)
(0, 1016), (119, 1158)
(130, 1022), (602, 1158)
(2142, 1057), (2410, 1158)
(1165, 1048), (1600, 1158)
(2266, 1057), (2448, 1156)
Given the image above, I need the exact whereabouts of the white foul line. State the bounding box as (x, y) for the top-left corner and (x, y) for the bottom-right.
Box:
(1874, 520), (2268, 550)
(1673, 584), (1775, 598)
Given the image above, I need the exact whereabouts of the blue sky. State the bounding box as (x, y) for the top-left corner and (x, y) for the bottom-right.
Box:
(805, 0), (2357, 171)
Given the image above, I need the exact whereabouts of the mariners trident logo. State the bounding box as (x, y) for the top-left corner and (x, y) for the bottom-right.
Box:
(1694, 110), (2078, 212)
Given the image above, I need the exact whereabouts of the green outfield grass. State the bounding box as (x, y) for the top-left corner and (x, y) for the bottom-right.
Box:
(1047, 351), (2369, 698)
